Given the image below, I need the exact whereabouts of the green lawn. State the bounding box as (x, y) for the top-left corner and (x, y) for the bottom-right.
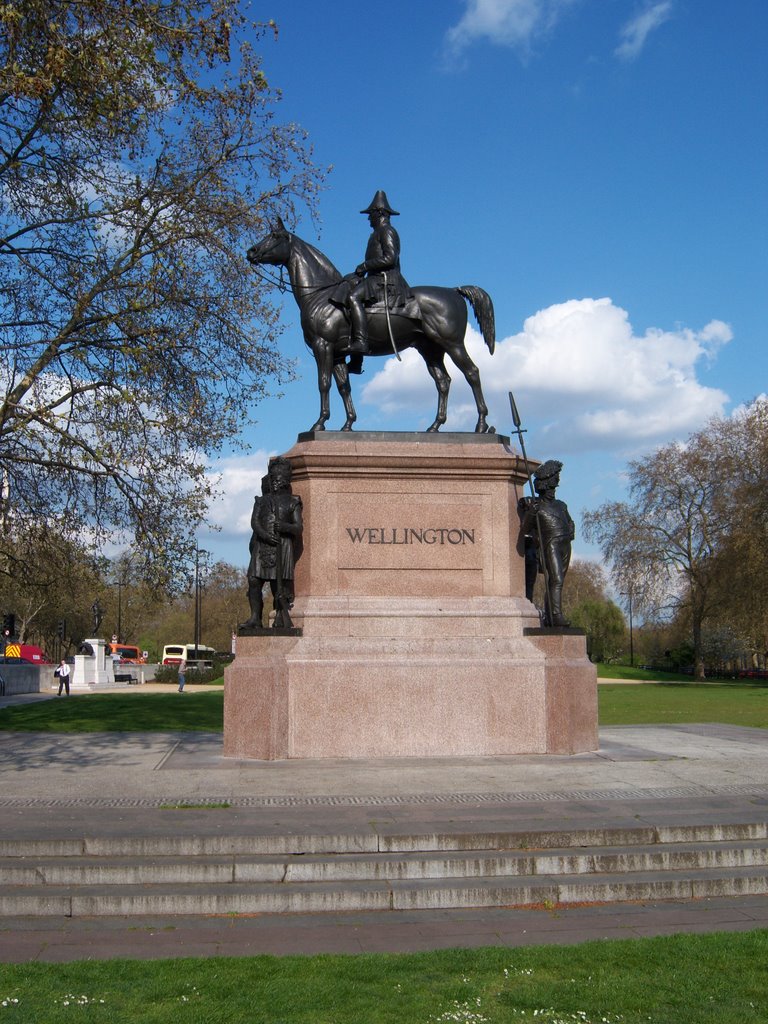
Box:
(2, 681), (768, 733)
(0, 931), (765, 1023)
(0, 690), (224, 732)
(598, 682), (768, 729)
(597, 663), (706, 682)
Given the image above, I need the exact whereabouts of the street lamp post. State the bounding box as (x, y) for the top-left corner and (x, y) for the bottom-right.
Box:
(106, 578), (126, 643)
(622, 589), (634, 667)
(193, 547), (207, 659)
(116, 579), (123, 643)
(194, 548), (201, 659)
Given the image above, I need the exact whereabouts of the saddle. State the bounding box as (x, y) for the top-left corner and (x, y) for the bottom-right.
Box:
(330, 276), (420, 321)
(363, 295), (420, 320)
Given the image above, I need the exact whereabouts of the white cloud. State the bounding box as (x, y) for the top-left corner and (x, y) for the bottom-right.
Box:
(445, 0), (576, 56)
(361, 296), (731, 452)
(206, 451), (275, 537)
(615, 2), (673, 61)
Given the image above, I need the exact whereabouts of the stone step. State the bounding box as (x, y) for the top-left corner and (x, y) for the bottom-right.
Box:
(2, 821), (767, 859)
(3, 840), (768, 887)
(2, 865), (768, 917)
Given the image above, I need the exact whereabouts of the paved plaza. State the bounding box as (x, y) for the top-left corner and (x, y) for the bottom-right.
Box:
(1, 687), (767, 961)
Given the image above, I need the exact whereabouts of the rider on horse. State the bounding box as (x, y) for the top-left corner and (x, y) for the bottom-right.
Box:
(332, 190), (413, 373)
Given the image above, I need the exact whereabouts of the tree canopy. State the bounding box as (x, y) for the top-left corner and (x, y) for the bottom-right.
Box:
(583, 398), (768, 678)
(0, 1), (323, 586)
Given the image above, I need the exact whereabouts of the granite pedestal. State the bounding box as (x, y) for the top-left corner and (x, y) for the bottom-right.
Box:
(224, 433), (597, 759)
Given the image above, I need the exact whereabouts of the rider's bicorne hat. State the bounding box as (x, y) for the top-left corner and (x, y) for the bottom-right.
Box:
(360, 190), (399, 215)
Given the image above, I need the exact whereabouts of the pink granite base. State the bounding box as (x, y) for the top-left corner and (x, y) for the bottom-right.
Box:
(224, 436), (598, 760)
(526, 631), (599, 754)
(224, 598), (597, 759)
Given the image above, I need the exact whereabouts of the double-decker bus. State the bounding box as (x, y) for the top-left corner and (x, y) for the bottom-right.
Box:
(161, 643), (216, 669)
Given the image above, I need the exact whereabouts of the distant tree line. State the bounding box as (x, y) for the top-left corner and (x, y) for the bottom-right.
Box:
(0, 543), (247, 661)
(583, 397), (768, 679)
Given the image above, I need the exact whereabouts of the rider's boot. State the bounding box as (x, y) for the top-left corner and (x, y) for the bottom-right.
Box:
(347, 296), (369, 356)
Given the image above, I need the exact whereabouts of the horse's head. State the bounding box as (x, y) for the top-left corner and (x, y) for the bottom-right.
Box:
(246, 216), (291, 267)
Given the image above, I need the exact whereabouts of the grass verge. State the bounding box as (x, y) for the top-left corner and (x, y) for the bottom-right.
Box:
(3, 682), (768, 733)
(0, 931), (765, 1023)
(596, 664), (732, 682)
(598, 682), (768, 728)
(0, 691), (224, 732)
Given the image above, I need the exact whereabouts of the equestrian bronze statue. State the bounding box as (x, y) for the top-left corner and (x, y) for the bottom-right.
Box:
(247, 201), (496, 434)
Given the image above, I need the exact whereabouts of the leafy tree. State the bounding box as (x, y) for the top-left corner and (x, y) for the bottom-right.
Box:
(704, 399), (768, 661)
(560, 559), (630, 663)
(0, 1), (322, 586)
(196, 560), (247, 650)
(569, 599), (626, 663)
(562, 558), (611, 612)
(584, 443), (723, 679)
(136, 559), (245, 657)
(0, 524), (106, 654)
(583, 399), (768, 679)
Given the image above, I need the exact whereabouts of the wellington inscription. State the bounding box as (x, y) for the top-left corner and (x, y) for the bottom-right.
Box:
(346, 527), (475, 546)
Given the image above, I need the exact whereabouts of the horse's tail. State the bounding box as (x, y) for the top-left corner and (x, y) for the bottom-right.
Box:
(456, 286), (496, 355)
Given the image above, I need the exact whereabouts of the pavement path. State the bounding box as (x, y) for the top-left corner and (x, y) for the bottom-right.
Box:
(1, 685), (767, 961)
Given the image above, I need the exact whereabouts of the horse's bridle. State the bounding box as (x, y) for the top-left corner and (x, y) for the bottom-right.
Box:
(248, 230), (340, 297)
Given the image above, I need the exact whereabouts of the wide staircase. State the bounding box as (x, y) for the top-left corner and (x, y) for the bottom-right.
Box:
(2, 820), (768, 917)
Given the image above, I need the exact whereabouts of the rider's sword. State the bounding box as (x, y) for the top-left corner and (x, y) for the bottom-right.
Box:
(381, 271), (402, 362)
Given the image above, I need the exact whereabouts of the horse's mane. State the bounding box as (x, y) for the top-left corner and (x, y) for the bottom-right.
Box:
(291, 233), (343, 286)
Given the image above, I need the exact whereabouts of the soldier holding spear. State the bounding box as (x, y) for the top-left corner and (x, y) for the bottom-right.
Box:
(509, 393), (574, 628)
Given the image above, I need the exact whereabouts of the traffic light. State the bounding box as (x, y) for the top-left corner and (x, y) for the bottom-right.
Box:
(57, 619), (66, 640)
(2, 613), (14, 638)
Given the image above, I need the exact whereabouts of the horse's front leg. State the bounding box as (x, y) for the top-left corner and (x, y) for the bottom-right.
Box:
(423, 356), (451, 433)
(332, 361), (357, 431)
(309, 340), (333, 432)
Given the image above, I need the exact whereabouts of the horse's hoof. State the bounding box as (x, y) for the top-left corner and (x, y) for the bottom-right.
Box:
(310, 423), (326, 433)
(426, 424), (441, 433)
(341, 423), (354, 432)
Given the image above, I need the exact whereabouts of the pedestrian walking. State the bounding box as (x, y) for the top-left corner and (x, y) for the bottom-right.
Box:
(177, 659), (187, 693)
(55, 659), (71, 696)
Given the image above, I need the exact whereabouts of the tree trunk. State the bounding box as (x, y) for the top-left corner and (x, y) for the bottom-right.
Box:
(691, 605), (706, 681)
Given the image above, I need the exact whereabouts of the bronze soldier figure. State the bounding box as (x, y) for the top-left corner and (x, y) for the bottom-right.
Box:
(519, 460), (575, 628)
(242, 458), (303, 629)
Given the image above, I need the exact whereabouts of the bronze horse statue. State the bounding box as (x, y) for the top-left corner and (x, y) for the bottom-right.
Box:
(247, 218), (496, 433)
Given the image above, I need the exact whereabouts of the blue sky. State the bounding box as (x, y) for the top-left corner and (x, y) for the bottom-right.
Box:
(204, 0), (767, 573)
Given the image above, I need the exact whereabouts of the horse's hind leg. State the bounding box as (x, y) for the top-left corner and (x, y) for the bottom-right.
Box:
(443, 344), (490, 433)
(332, 361), (357, 431)
(421, 295), (492, 433)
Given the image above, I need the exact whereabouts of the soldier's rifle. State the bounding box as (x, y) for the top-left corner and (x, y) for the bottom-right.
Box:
(271, 496), (293, 630)
(508, 391), (553, 626)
